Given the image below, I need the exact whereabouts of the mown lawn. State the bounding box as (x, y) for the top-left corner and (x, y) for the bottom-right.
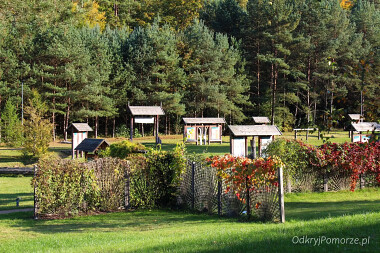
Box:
(0, 187), (378, 253)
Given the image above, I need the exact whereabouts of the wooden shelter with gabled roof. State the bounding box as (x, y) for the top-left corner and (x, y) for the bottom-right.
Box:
(228, 125), (282, 158)
(183, 117), (226, 145)
(75, 138), (110, 159)
(128, 105), (165, 144)
(67, 123), (93, 159)
(252, 116), (271, 125)
(348, 122), (380, 142)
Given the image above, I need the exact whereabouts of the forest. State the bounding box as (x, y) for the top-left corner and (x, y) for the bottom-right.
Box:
(0, 0), (379, 142)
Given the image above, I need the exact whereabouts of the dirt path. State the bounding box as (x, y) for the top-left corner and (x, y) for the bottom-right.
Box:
(0, 208), (33, 214)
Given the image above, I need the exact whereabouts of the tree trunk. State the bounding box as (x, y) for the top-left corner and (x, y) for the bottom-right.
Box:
(307, 57), (311, 124)
(105, 117), (108, 137)
(257, 42), (261, 114)
(95, 115), (98, 138)
(112, 117), (116, 138)
(64, 97), (70, 141)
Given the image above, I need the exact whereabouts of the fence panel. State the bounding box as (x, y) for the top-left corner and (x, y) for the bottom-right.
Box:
(178, 160), (282, 222)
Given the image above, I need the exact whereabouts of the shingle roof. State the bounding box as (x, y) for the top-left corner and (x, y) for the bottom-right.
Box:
(75, 139), (109, 153)
(228, 125), (282, 136)
(252, 117), (271, 124)
(351, 122), (379, 132)
(348, 114), (362, 121)
(183, 118), (226, 124)
(68, 123), (93, 132)
(128, 106), (165, 116)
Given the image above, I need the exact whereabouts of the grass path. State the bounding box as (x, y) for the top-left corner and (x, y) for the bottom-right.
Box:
(0, 188), (378, 252)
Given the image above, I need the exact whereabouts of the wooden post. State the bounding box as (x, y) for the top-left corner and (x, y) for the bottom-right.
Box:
(318, 130), (321, 140)
(130, 117), (133, 141)
(208, 126), (211, 145)
(294, 130), (297, 140)
(72, 132), (75, 159)
(245, 137), (248, 158)
(156, 115), (159, 144)
(258, 137), (262, 157)
(220, 125), (222, 144)
(351, 131), (354, 142)
(230, 136), (234, 155)
(287, 177), (292, 193)
(278, 166), (285, 223)
(125, 166), (130, 210)
(323, 174), (328, 192)
(252, 137), (256, 159)
(191, 162), (195, 209)
(306, 130), (309, 140)
(33, 165), (38, 220)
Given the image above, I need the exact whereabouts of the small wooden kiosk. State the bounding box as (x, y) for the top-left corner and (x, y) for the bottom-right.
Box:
(252, 116), (270, 125)
(183, 118), (225, 145)
(67, 123), (93, 159)
(75, 138), (110, 159)
(349, 122), (379, 143)
(128, 105), (165, 144)
(228, 125), (282, 158)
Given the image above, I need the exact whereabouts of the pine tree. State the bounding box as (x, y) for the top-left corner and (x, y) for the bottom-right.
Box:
(181, 20), (250, 122)
(351, 0), (380, 121)
(123, 19), (187, 131)
(245, 0), (300, 125)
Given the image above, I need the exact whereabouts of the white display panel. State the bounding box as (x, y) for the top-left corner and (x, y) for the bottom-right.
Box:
(232, 137), (246, 157)
(135, 117), (155, 124)
(210, 127), (220, 141)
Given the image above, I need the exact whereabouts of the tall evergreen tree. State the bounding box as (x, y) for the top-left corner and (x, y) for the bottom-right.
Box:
(181, 20), (250, 122)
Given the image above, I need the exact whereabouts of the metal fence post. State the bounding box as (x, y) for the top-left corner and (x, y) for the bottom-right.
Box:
(33, 165), (38, 220)
(360, 174), (365, 189)
(217, 177), (222, 216)
(191, 161), (195, 210)
(278, 167), (285, 223)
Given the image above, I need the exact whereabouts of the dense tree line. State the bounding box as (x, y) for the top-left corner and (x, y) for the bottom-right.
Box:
(0, 0), (379, 143)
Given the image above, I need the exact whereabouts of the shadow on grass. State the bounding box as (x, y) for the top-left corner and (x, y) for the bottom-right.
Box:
(285, 200), (380, 221)
(4, 210), (378, 253)
(128, 221), (379, 253)
(2, 210), (231, 234)
(0, 193), (34, 210)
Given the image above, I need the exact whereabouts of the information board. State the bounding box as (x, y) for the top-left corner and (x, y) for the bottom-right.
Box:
(210, 127), (220, 141)
(186, 127), (196, 141)
(232, 137), (246, 157)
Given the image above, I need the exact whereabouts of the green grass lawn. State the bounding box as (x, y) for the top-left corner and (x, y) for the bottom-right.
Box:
(0, 184), (378, 252)
(0, 177), (34, 210)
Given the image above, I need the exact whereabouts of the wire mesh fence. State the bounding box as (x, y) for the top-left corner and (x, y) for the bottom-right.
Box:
(178, 160), (282, 222)
(284, 170), (379, 193)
